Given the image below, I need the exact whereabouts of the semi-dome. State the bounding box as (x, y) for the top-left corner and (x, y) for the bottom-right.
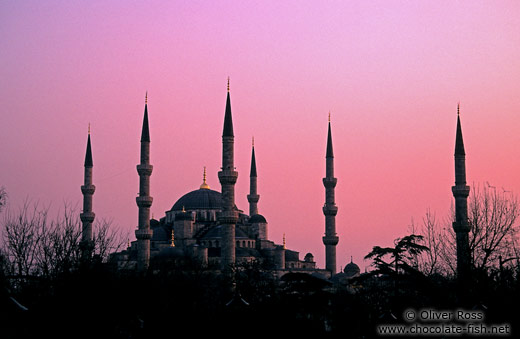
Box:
(249, 214), (267, 223)
(171, 188), (223, 211)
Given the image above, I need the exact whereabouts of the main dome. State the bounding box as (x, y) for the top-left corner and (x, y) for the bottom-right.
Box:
(171, 188), (223, 211)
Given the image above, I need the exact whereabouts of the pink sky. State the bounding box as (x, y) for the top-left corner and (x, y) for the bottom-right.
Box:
(1, 1), (520, 270)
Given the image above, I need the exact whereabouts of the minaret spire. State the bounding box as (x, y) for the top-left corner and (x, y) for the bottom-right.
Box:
(135, 93), (153, 271)
(322, 114), (339, 274)
(223, 79), (234, 137)
(218, 78), (238, 272)
(247, 137), (260, 216)
(452, 104), (471, 280)
(80, 126), (95, 260)
(218, 78), (239, 272)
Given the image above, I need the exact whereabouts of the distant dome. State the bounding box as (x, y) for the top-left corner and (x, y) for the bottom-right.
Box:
(344, 261), (360, 277)
(249, 214), (267, 223)
(171, 189), (223, 211)
(304, 253), (314, 262)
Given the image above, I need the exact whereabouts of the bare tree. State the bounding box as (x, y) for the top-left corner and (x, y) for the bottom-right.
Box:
(1, 199), (128, 278)
(1, 200), (48, 277)
(0, 186), (7, 213)
(414, 183), (520, 276)
(92, 217), (128, 261)
(409, 210), (448, 276)
(468, 184), (519, 272)
(36, 202), (82, 277)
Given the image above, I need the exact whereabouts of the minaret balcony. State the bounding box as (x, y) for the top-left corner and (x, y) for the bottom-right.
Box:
(136, 196), (153, 207)
(323, 205), (338, 216)
(81, 184), (96, 195)
(451, 185), (470, 198)
(322, 177), (337, 188)
(137, 164), (153, 176)
(452, 221), (470, 233)
(247, 194), (260, 203)
(219, 210), (238, 224)
(218, 170), (238, 185)
(323, 235), (339, 246)
(135, 228), (153, 240)
(80, 211), (96, 223)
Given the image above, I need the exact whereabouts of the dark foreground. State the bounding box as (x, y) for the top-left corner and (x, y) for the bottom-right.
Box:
(2, 262), (519, 338)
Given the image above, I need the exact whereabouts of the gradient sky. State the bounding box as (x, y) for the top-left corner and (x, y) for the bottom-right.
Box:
(1, 1), (520, 270)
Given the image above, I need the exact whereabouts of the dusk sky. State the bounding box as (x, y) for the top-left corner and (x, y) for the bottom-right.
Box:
(1, 1), (520, 270)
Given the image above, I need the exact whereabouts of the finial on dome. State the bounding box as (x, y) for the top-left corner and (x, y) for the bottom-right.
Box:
(328, 111), (331, 122)
(283, 233), (286, 249)
(200, 166), (210, 189)
(457, 102), (460, 115)
(145, 91), (148, 105)
(170, 229), (175, 247)
(227, 77), (230, 92)
(88, 123), (90, 135)
(252, 136), (254, 148)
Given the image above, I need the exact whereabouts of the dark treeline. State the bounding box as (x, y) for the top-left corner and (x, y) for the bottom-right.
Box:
(2, 255), (519, 339)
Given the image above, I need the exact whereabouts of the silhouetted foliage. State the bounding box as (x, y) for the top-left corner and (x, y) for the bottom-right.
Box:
(365, 234), (429, 277)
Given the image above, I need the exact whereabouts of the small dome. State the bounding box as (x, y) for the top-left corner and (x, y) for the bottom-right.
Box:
(249, 214), (267, 223)
(304, 253), (314, 262)
(344, 261), (360, 277)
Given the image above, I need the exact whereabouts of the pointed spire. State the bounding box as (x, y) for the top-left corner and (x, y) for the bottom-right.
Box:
(84, 127), (93, 167)
(455, 104), (465, 156)
(326, 116), (334, 158)
(200, 166), (210, 189)
(250, 139), (257, 177)
(141, 93), (150, 142)
(223, 78), (234, 137)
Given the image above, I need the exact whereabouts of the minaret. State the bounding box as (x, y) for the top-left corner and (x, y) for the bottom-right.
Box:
(247, 137), (260, 216)
(322, 113), (339, 274)
(135, 93), (153, 271)
(452, 103), (471, 280)
(80, 124), (95, 260)
(218, 78), (239, 271)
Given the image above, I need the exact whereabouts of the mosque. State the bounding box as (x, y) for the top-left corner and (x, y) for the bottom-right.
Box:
(79, 80), (361, 280)
(79, 80), (470, 283)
